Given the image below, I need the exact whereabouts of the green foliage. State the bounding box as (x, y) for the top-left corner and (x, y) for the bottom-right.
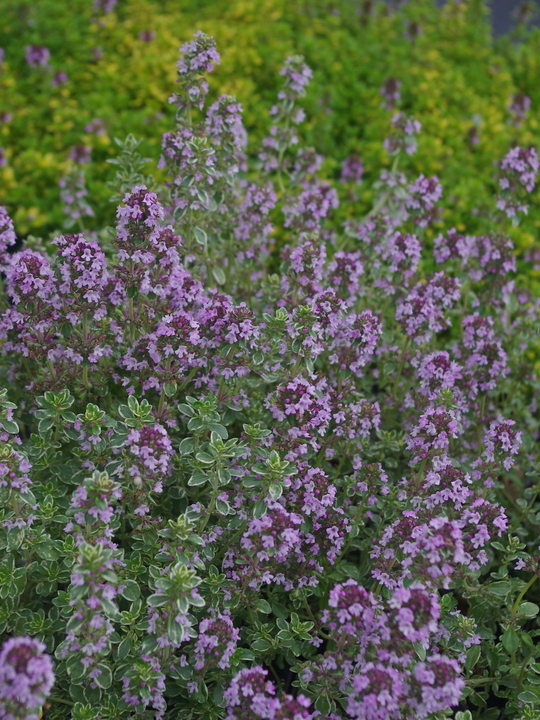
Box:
(1, 0), (540, 289)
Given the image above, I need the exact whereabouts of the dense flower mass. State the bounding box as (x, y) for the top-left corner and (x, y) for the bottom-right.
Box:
(0, 636), (55, 720)
(0, 25), (537, 720)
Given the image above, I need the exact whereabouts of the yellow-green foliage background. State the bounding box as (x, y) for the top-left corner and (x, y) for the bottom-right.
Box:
(2, 0), (540, 286)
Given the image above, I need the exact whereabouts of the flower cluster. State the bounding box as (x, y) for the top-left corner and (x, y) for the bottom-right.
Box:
(225, 667), (313, 720)
(497, 146), (539, 218)
(380, 77), (402, 110)
(0, 29), (535, 720)
(0, 637), (55, 720)
(383, 113), (422, 156)
(170, 31), (220, 110)
(302, 579), (464, 720)
(25, 45), (50, 68)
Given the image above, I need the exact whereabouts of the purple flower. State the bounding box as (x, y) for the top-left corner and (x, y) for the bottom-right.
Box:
(206, 95), (246, 151)
(51, 71), (68, 86)
(388, 584), (440, 643)
(64, 470), (122, 546)
(225, 667), (313, 720)
(59, 170), (94, 226)
(25, 46), (50, 69)
(405, 175), (442, 228)
(122, 656), (166, 720)
(4, 249), (57, 305)
(139, 30), (156, 42)
(454, 313), (508, 396)
(380, 77), (402, 111)
(0, 636), (55, 720)
(382, 231), (421, 280)
(193, 612), (240, 670)
(234, 183), (277, 257)
(278, 56), (313, 101)
(497, 146), (539, 218)
(483, 419), (522, 471)
(84, 118), (106, 135)
(395, 272), (461, 345)
(283, 181), (339, 232)
(0, 207), (16, 268)
(124, 424), (174, 496)
(93, 0), (117, 12)
(508, 91), (531, 127)
(178, 31), (220, 77)
(59, 543), (122, 681)
(53, 233), (109, 315)
(68, 145), (92, 164)
(347, 662), (405, 720)
(433, 228), (473, 265)
(170, 31), (220, 110)
(409, 655), (465, 717)
(383, 113), (421, 156)
(340, 155), (364, 184)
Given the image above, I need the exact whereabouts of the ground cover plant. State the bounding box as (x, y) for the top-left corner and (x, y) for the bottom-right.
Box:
(4, 0), (540, 286)
(2, 17), (540, 720)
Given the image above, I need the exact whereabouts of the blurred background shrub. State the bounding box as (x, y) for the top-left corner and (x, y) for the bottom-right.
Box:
(2, 0), (540, 287)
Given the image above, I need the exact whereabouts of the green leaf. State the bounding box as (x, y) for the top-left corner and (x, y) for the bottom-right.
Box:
(66, 654), (85, 681)
(208, 423), (228, 439)
(94, 664), (112, 689)
(38, 416), (55, 434)
(193, 227), (207, 246)
(315, 694), (332, 715)
(121, 580), (140, 602)
(167, 617), (188, 646)
(147, 593), (168, 607)
(501, 626), (520, 653)
(518, 690), (540, 703)
(253, 499), (267, 519)
(178, 437), (196, 455)
(519, 602), (540, 618)
(163, 381), (177, 397)
(488, 581), (512, 596)
(127, 395), (139, 413)
(216, 499), (231, 515)
(268, 482), (283, 501)
(188, 470), (209, 487)
(116, 636), (131, 661)
(35, 543), (59, 561)
(177, 403), (195, 418)
(212, 267), (226, 285)
(251, 639), (271, 652)
(255, 599), (272, 614)
(0, 420), (19, 434)
(217, 468), (231, 485)
(465, 644), (481, 671)
(195, 452), (215, 465)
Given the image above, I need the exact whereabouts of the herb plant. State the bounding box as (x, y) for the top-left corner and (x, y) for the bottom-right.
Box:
(1, 25), (540, 720)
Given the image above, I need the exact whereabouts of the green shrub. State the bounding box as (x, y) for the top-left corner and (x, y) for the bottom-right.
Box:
(1, 0), (540, 293)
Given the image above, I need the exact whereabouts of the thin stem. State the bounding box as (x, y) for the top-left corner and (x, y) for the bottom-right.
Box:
(477, 394), (486, 455)
(467, 677), (497, 686)
(49, 697), (75, 707)
(392, 337), (410, 401)
(303, 597), (331, 640)
(198, 472), (219, 535)
(157, 387), (167, 419)
(511, 573), (539, 621)
(178, 366), (198, 392)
